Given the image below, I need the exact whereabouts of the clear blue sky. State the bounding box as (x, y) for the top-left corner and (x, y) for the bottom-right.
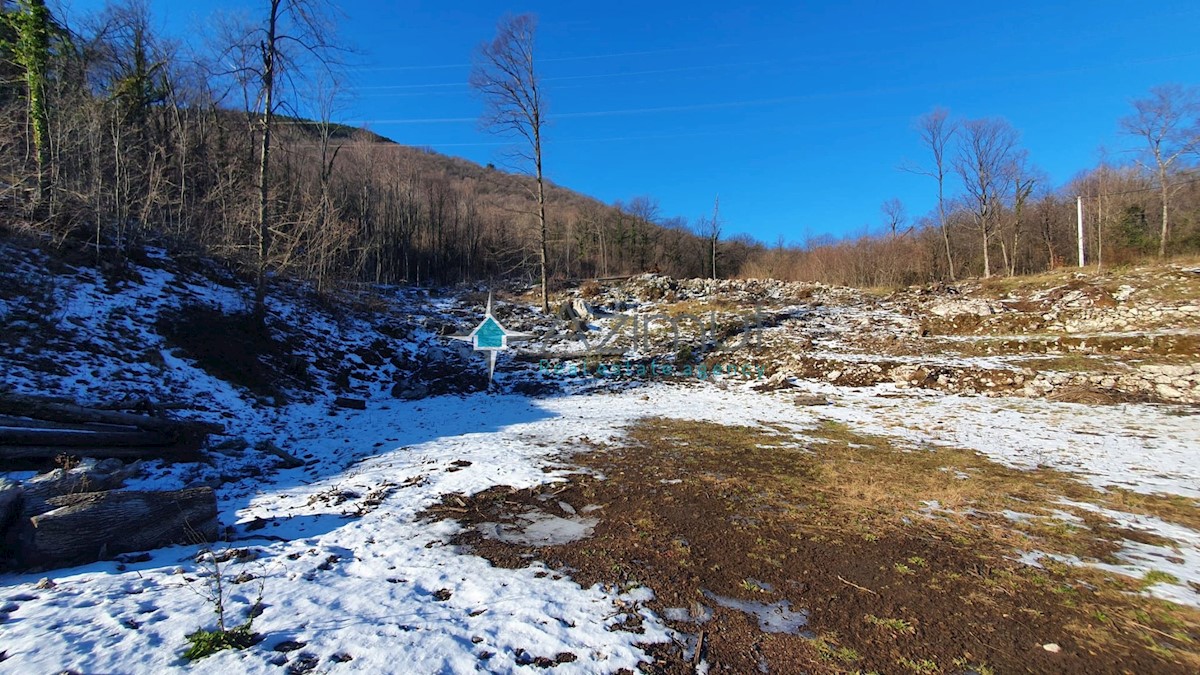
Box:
(60, 0), (1200, 244)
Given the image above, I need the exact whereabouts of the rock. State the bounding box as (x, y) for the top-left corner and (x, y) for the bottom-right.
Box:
(557, 299), (595, 322)
(1156, 384), (1184, 400)
(927, 297), (997, 318)
(1042, 643), (1061, 653)
(391, 382), (429, 400)
(1158, 364), (1193, 378)
(333, 396), (366, 410)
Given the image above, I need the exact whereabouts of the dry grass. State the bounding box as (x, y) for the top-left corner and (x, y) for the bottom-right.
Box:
(627, 417), (1178, 553)
(623, 416), (1200, 669)
(1046, 386), (1120, 405)
(1013, 354), (1112, 372)
(657, 297), (742, 317)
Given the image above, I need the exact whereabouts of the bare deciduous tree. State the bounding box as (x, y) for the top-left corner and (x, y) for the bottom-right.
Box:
(470, 13), (549, 311)
(955, 117), (1021, 278)
(1121, 84), (1200, 258)
(904, 108), (957, 279)
(1001, 154), (1037, 276)
(218, 0), (340, 321)
(881, 197), (908, 238)
(699, 195), (720, 279)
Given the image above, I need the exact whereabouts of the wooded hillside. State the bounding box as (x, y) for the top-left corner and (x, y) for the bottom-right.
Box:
(1, 1), (1197, 294)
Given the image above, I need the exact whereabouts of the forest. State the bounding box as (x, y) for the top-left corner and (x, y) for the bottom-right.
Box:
(2, 0), (1198, 296)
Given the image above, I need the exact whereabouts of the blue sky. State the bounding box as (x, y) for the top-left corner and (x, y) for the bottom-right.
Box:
(61, 0), (1200, 243)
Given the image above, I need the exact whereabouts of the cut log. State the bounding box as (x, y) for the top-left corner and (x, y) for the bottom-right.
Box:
(0, 414), (139, 432)
(0, 445), (198, 461)
(0, 479), (21, 533)
(21, 458), (139, 518)
(0, 393), (223, 435)
(256, 440), (305, 469)
(21, 488), (218, 567)
(0, 427), (173, 447)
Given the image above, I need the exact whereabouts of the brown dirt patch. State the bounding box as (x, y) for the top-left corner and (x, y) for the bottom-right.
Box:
(424, 418), (1200, 674)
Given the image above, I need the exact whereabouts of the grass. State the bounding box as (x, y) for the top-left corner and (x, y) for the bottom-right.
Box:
(443, 416), (1200, 672)
(1141, 570), (1181, 588)
(624, 416), (1200, 669)
(865, 614), (916, 634)
(182, 623), (259, 661)
(658, 297), (741, 317)
(1011, 353), (1111, 373)
(812, 633), (860, 664)
(896, 656), (940, 674)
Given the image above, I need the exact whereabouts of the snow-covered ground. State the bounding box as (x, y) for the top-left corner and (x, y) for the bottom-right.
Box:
(4, 382), (1200, 671)
(3, 247), (1199, 672)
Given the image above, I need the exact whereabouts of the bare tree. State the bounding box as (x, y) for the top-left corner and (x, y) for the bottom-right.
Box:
(312, 73), (343, 291)
(470, 13), (549, 312)
(955, 117), (1021, 278)
(218, 0), (340, 322)
(880, 197), (908, 238)
(1001, 153), (1037, 276)
(904, 108), (957, 280)
(1121, 84), (1200, 258)
(627, 195), (660, 271)
(700, 195), (720, 279)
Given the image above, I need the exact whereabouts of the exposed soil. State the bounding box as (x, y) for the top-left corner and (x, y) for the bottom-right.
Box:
(157, 305), (314, 396)
(424, 419), (1200, 674)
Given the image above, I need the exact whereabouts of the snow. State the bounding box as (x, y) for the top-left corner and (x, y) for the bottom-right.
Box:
(702, 591), (811, 636)
(479, 513), (600, 547)
(6, 380), (1195, 670)
(3, 246), (1200, 671)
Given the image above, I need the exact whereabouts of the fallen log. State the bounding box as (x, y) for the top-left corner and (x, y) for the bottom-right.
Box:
(0, 444), (199, 461)
(0, 393), (223, 435)
(0, 427), (173, 447)
(21, 457), (140, 518)
(0, 414), (138, 432)
(20, 487), (218, 567)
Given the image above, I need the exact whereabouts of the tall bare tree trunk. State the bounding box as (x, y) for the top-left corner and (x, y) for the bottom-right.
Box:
(254, 0), (281, 323)
(937, 181), (953, 280)
(470, 13), (549, 311)
(709, 195), (720, 280)
(1158, 168), (1169, 258)
(982, 226), (991, 279)
(535, 121), (548, 311)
